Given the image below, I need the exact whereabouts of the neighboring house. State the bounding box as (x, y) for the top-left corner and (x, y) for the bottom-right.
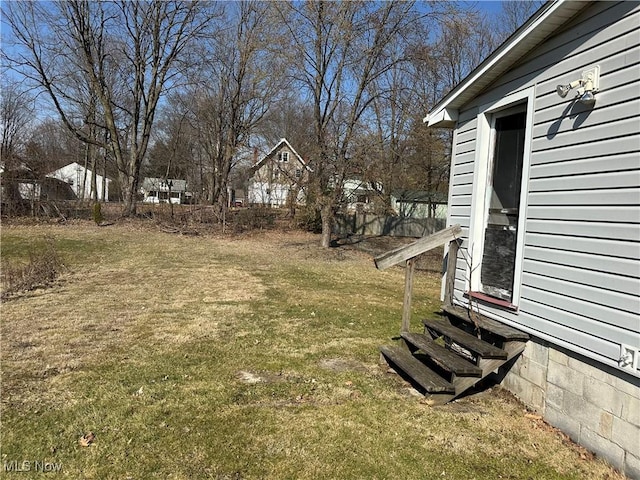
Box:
(141, 177), (188, 204)
(341, 178), (381, 212)
(0, 166), (41, 203)
(47, 162), (111, 201)
(391, 190), (447, 219)
(1, 166), (77, 204)
(248, 138), (309, 207)
(425, 1), (639, 476)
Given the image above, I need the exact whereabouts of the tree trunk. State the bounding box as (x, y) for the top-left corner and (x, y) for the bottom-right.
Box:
(320, 203), (333, 248)
(120, 173), (137, 217)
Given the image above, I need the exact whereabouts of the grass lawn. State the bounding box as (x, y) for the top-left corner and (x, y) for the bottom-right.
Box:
(0, 221), (626, 479)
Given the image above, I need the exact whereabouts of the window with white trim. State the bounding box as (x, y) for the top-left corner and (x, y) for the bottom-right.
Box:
(278, 151), (289, 163)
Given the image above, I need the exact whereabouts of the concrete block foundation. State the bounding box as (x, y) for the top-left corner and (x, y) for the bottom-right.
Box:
(500, 338), (640, 479)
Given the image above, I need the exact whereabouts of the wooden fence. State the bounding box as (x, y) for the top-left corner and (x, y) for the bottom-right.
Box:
(335, 213), (446, 238)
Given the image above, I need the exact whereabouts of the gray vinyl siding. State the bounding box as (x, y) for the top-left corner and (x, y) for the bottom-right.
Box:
(446, 1), (640, 375)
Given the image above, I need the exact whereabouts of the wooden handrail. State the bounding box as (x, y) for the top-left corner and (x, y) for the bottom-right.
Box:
(374, 224), (462, 271)
(374, 224), (462, 333)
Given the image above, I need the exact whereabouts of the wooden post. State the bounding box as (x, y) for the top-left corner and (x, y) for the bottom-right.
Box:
(444, 238), (460, 308)
(401, 258), (416, 333)
(372, 224), (462, 334)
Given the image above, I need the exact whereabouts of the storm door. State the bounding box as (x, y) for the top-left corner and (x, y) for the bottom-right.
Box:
(480, 107), (526, 301)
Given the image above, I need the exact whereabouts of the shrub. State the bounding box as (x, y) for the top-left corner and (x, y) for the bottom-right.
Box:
(230, 207), (276, 232)
(295, 205), (322, 233)
(1, 237), (65, 299)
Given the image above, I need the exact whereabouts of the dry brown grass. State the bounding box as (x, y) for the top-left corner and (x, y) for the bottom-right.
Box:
(0, 222), (628, 479)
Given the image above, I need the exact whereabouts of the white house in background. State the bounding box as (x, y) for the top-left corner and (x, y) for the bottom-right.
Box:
(141, 177), (189, 204)
(248, 138), (310, 207)
(425, 1), (639, 475)
(47, 162), (111, 201)
(390, 190), (448, 219)
(341, 179), (381, 212)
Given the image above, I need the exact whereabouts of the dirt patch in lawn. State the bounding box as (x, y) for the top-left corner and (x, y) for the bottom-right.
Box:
(318, 357), (376, 374)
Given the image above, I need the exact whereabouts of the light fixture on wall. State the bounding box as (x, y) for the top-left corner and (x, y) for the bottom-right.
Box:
(556, 65), (600, 106)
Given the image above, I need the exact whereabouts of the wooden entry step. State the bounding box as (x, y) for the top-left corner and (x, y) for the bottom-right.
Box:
(422, 318), (507, 360)
(400, 332), (482, 378)
(379, 345), (454, 394)
(380, 308), (529, 405)
(442, 305), (530, 341)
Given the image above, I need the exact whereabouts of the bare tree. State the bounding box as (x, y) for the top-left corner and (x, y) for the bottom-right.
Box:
(374, 5), (504, 215)
(365, 35), (424, 210)
(0, 81), (33, 169)
(280, 1), (423, 247)
(257, 97), (316, 157)
(434, 11), (497, 90)
(3, 0), (211, 215)
(146, 103), (194, 181)
(0, 81), (34, 211)
(405, 43), (454, 206)
(187, 0), (282, 220)
(495, 1), (543, 42)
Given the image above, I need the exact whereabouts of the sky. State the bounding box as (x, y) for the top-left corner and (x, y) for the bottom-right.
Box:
(471, 0), (506, 14)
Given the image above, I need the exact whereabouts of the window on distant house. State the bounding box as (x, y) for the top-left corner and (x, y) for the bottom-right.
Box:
(280, 152), (289, 162)
(295, 169), (302, 179)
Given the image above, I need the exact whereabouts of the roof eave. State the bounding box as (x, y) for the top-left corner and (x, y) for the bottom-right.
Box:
(253, 138), (311, 172)
(424, 108), (459, 128)
(425, 0), (586, 128)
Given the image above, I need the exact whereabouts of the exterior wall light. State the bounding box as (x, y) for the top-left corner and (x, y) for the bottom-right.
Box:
(556, 80), (581, 98)
(556, 65), (600, 105)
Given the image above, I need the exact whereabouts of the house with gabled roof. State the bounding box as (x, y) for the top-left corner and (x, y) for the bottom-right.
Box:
(422, 1), (639, 476)
(47, 162), (111, 201)
(141, 177), (189, 204)
(247, 138), (310, 208)
(341, 178), (382, 213)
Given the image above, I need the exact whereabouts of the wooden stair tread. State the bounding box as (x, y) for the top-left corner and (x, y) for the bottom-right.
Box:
(401, 332), (482, 377)
(422, 318), (507, 360)
(443, 305), (530, 341)
(380, 345), (455, 393)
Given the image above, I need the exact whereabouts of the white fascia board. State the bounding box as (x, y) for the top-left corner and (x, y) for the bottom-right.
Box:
(281, 138), (312, 171)
(425, 0), (570, 126)
(257, 138), (312, 172)
(424, 108), (459, 128)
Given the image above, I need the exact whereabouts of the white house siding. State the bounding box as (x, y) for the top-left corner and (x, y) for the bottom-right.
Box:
(441, 3), (640, 474)
(446, 1), (640, 375)
(248, 182), (289, 207)
(48, 162), (110, 201)
(143, 194), (182, 204)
